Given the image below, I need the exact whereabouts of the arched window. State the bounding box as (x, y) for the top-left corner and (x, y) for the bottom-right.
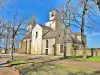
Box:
(36, 32), (38, 38)
(46, 40), (48, 48)
(60, 45), (63, 53)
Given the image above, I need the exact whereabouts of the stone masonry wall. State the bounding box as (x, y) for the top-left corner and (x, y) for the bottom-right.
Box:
(73, 49), (100, 56)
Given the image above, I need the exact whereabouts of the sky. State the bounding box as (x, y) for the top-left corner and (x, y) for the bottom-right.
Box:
(0, 0), (100, 48)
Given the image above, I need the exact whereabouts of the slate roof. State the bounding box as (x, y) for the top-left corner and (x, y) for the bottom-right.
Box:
(43, 30), (57, 39)
(39, 24), (53, 30)
(28, 15), (36, 26)
(43, 30), (81, 44)
(22, 32), (32, 40)
(43, 29), (64, 39)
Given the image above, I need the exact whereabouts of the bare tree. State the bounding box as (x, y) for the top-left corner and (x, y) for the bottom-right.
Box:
(59, 0), (72, 57)
(0, 0), (9, 39)
(0, 18), (12, 53)
(97, 0), (100, 10)
(0, 0), (8, 9)
(60, 0), (100, 58)
(0, 13), (26, 60)
(0, 17), (5, 39)
(70, 33), (80, 56)
(10, 13), (26, 60)
(3, 21), (11, 53)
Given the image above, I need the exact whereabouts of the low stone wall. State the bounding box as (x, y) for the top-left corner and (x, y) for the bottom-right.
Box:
(74, 49), (100, 56)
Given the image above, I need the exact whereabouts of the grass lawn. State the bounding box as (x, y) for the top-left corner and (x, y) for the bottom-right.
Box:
(7, 59), (34, 66)
(61, 56), (100, 62)
(87, 56), (100, 62)
(7, 59), (100, 75)
(0, 52), (8, 54)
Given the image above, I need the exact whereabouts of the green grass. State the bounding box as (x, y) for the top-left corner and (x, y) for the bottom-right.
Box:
(0, 52), (8, 54)
(13, 62), (100, 75)
(8, 59), (100, 75)
(7, 59), (34, 66)
(87, 56), (100, 62)
(61, 56), (100, 62)
(64, 56), (83, 61)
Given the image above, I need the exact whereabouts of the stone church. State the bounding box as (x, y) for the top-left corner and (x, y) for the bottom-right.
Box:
(18, 9), (86, 56)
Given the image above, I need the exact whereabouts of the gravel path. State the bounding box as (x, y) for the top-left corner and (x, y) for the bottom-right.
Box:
(0, 58), (19, 75)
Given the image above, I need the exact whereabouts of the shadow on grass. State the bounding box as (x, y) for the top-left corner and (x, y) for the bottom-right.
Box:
(59, 56), (83, 60)
(8, 57), (100, 75)
(7, 60), (34, 66)
(20, 61), (100, 75)
(21, 62), (55, 75)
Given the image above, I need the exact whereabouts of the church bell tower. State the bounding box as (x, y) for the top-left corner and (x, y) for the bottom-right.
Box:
(49, 9), (60, 21)
(45, 9), (62, 30)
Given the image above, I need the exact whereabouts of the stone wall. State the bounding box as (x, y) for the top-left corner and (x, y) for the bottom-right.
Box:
(31, 24), (42, 54)
(42, 39), (55, 55)
(18, 40), (26, 54)
(73, 49), (100, 56)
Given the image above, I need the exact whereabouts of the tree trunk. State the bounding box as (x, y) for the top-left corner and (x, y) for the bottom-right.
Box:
(81, 0), (88, 59)
(63, 27), (67, 57)
(5, 39), (8, 53)
(13, 39), (16, 53)
(64, 46), (66, 57)
(11, 38), (14, 60)
(5, 35), (9, 54)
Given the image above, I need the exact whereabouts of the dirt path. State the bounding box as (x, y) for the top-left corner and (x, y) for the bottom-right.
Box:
(11, 53), (100, 69)
(0, 58), (19, 75)
(0, 53), (100, 74)
(0, 67), (19, 75)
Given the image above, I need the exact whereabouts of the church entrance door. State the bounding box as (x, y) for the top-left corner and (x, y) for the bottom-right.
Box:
(46, 49), (48, 55)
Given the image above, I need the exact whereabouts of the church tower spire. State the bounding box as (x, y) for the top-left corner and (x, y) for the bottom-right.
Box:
(27, 15), (36, 34)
